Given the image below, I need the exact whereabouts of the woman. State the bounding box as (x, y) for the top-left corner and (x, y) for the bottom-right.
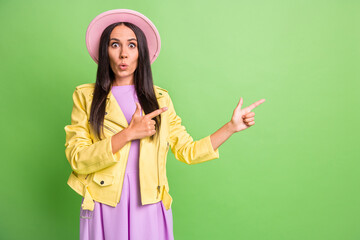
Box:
(64, 9), (265, 240)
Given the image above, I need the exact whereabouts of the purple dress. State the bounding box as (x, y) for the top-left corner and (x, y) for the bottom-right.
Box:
(79, 84), (174, 240)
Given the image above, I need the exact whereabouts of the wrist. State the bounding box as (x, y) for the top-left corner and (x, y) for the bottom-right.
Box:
(226, 121), (236, 135)
(122, 127), (133, 142)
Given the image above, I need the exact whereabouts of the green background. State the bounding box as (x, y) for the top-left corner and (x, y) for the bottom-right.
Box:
(1, 0), (359, 239)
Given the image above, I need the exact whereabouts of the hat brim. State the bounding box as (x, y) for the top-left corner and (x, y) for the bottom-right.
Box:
(86, 9), (161, 64)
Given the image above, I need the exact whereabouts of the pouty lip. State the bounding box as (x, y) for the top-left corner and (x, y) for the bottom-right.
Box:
(119, 63), (128, 66)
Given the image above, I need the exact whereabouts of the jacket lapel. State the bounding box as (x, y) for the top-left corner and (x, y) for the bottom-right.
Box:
(104, 90), (132, 128)
(103, 86), (164, 129)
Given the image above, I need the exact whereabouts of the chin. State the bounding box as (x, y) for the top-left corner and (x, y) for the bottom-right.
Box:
(116, 73), (134, 79)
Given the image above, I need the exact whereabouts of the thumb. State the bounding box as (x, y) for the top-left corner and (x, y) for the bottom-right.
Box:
(134, 102), (142, 115)
(236, 97), (243, 110)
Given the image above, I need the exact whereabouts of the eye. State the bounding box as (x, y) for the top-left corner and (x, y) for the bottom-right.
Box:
(129, 43), (137, 48)
(111, 42), (119, 48)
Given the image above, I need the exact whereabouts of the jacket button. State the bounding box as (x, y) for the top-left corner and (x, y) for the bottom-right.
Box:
(105, 112), (108, 115)
(100, 180), (104, 185)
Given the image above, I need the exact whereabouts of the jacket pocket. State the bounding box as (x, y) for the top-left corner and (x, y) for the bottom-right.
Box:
(92, 172), (115, 187)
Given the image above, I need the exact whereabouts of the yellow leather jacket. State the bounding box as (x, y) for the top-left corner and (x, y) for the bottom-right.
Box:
(64, 83), (220, 211)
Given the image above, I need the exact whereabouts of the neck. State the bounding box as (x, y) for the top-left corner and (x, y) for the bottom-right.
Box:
(112, 76), (134, 86)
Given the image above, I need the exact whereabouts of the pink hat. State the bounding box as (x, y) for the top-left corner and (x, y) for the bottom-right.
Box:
(85, 9), (161, 64)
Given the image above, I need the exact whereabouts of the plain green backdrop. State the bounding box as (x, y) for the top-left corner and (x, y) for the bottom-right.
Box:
(1, 0), (359, 239)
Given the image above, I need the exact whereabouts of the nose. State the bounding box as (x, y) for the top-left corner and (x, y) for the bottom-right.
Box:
(120, 48), (128, 59)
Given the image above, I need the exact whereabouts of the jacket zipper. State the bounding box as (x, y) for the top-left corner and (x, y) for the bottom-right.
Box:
(156, 140), (170, 198)
(156, 136), (170, 198)
(104, 124), (117, 134)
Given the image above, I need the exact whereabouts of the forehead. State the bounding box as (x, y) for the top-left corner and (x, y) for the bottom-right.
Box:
(110, 25), (136, 38)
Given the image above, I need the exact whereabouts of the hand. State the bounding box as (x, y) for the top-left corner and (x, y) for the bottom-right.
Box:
(127, 102), (168, 140)
(229, 97), (265, 133)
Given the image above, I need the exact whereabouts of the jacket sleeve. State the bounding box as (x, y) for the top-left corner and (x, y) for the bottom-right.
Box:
(64, 88), (121, 175)
(167, 94), (220, 165)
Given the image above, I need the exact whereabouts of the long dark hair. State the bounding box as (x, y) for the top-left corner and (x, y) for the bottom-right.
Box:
(89, 22), (161, 141)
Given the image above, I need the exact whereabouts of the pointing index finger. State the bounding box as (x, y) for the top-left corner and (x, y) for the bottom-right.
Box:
(146, 107), (168, 119)
(247, 99), (266, 111)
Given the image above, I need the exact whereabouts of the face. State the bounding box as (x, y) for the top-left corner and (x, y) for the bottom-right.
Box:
(108, 24), (139, 85)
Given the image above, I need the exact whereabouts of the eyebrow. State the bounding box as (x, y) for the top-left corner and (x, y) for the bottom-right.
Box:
(110, 38), (137, 42)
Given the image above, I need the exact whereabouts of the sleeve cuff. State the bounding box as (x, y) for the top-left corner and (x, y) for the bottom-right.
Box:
(107, 136), (121, 164)
(203, 135), (219, 159)
(189, 135), (220, 164)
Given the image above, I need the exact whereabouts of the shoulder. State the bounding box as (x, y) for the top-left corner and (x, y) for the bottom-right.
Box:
(154, 85), (169, 98)
(75, 83), (95, 91)
(154, 85), (168, 93)
(73, 83), (95, 97)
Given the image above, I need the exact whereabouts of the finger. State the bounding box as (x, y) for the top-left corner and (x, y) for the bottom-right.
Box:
(134, 102), (142, 115)
(147, 123), (155, 130)
(246, 99), (266, 111)
(243, 117), (254, 123)
(146, 106), (168, 119)
(236, 97), (243, 110)
(246, 121), (255, 126)
(242, 112), (255, 119)
(148, 120), (156, 128)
